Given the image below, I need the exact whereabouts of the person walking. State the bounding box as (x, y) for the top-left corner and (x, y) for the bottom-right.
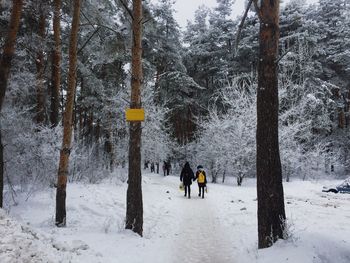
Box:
(195, 165), (207, 198)
(156, 162), (159, 174)
(163, 161), (167, 176)
(180, 162), (195, 199)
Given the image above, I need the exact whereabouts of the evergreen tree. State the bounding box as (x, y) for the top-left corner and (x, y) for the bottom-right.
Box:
(146, 0), (200, 144)
(255, 0), (286, 249)
(0, 0), (23, 208)
(55, 0), (82, 227)
(126, 0), (143, 236)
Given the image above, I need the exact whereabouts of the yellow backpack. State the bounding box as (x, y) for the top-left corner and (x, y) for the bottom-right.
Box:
(198, 171), (205, 183)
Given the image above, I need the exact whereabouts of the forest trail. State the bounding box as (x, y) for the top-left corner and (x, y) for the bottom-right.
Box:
(173, 191), (235, 263)
(145, 173), (239, 263)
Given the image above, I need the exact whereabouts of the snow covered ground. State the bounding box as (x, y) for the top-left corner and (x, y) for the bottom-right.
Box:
(1, 173), (350, 263)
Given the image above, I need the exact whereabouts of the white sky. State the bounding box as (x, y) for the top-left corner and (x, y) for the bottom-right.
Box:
(173, 0), (244, 29)
(167, 0), (320, 29)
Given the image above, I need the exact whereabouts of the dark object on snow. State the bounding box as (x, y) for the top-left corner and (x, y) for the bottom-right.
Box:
(156, 162), (159, 174)
(322, 178), (350, 194)
(180, 162), (194, 198)
(163, 161), (171, 176)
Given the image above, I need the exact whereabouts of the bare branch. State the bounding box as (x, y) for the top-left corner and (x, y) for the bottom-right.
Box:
(142, 18), (152, 25)
(276, 50), (291, 64)
(234, 0), (254, 55)
(118, 0), (134, 20)
(253, 0), (263, 21)
(81, 10), (96, 30)
(77, 27), (100, 55)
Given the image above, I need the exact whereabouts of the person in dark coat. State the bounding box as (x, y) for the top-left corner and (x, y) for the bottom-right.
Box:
(163, 161), (167, 176)
(156, 162), (159, 174)
(180, 162), (195, 198)
(195, 165), (207, 198)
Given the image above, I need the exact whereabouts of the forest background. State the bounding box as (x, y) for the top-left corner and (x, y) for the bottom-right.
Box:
(0, 0), (349, 207)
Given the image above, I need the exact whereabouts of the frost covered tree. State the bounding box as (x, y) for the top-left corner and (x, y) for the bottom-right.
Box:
(0, 0), (23, 208)
(141, 83), (172, 169)
(194, 76), (256, 185)
(145, 0), (200, 144)
(50, 0), (62, 127)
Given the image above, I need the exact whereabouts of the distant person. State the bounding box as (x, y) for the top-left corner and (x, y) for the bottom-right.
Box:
(167, 161), (171, 175)
(150, 162), (155, 173)
(163, 161), (170, 176)
(163, 161), (167, 176)
(195, 165), (207, 198)
(156, 162), (159, 174)
(180, 162), (195, 199)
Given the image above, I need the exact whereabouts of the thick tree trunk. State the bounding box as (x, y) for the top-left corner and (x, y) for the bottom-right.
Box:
(256, 0), (286, 249)
(50, 0), (61, 127)
(55, 0), (81, 227)
(0, 130), (3, 208)
(35, 8), (46, 124)
(125, 0), (143, 236)
(0, 0), (23, 208)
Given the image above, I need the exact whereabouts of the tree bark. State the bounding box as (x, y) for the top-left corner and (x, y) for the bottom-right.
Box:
(256, 0), (286, 249)
(50, 0), (62, 127)
(55, 0), (81, 227)
(125, 0), (143, 236)
(0, 0), (23, 208)
(35, 7), (46, 124)
(0, 129), (3, 208)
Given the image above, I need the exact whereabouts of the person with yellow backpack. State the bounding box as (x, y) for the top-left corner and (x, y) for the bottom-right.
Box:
(195, 165), (207, 198)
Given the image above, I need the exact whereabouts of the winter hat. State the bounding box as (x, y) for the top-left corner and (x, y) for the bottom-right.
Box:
(197, 165), (203, 170)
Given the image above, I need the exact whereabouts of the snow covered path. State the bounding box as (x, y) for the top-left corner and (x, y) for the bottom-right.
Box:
(171, 189), (235, 263)
(146, 175), (242, 263)
(138, 174), (251, 263)
(2, 172), (350, 263)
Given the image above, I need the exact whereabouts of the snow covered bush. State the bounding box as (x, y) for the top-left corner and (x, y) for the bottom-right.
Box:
(194, 75), (256, 184)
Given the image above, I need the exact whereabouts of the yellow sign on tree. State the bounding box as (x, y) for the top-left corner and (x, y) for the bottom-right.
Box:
(125, 108), (145, 121)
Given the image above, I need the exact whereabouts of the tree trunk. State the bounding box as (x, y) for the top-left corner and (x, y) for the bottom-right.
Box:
(55, 0), (81, 227)
(125, 0), (143, 236)
(35, 8), (46, 125)
(338, 108), (345, 129)
(105, 113), (115, 172)
(50, 0), (62, 127)
(0, 130), (3, 208)
(0, 0), (23, 208)
(78, 76), (84, 140)
(256, 0), (286, 249)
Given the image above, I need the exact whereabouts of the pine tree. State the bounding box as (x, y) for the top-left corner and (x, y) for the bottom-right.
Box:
(125, 0), (143, 236)
(50, 0), (62, 127)
(35, 3), (47, 125)
(55, 0), (81, 227)
(255, 0), (286, 249)
(0, 0), (23, 208)
(146, 0), (200, 144)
